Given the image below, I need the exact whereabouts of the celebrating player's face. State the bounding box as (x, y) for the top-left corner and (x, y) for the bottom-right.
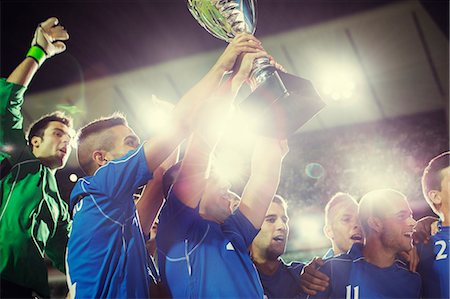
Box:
(252, 201), (289, 260)
(202, 176), (238, 222)
(379, 197), (416, 253)
(32, 121), (74, 170)
(106, 125), (141, 160)
(436, 166), (450, 217)
(328, 201), (363, 254)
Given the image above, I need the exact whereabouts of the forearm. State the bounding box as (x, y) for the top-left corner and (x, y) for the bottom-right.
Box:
(136, 170), (165, 236)
(172, 134), (214, 209)
(240, 155), (283, 227)
(137, 148), (179, 234)
(6, 57), (40, 87)
(240, 137), (287, 228)
(172, 64), (225, 133)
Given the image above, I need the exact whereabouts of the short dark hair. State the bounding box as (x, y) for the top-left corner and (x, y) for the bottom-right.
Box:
(76, 113), (128, 175)
(77, 113), (128, 145)
(26, 111), (73, 151)
(422, 151), (450, 214)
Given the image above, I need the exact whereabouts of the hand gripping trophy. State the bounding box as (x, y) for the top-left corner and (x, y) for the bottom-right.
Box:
(187, 0), (325, 137)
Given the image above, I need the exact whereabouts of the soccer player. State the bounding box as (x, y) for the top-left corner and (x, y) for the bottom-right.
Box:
(66, 33), (265, 298)
(156, 50), (288, 297)
(308, 189), (421, 299)
(417, 151), (449, 298)
(0, 18), (73, 298)
(299, 193), (361, 296)
(251, 195), (305, 298)
(322, 192), (363, 258)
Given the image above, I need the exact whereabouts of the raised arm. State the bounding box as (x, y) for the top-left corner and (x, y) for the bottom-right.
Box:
(239, 137), (289, 228)
(142, 33), (264, 173)
(1, 17), (68, 158)
(136, 147), (179, 236)
(172, 49), (269, 209)
(7, 17), (68, 87)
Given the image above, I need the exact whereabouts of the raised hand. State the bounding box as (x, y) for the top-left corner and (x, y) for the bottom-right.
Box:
(230, 50), (268, 93)
(413, 216), (439, 244)
(214, 33), (263, 74)
(31, 17), (69, 59)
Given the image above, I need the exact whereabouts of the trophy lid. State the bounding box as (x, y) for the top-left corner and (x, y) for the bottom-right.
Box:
(187, 0), (257, 42)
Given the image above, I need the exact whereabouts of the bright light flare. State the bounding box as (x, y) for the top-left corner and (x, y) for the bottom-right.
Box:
(348, 146), (407, 194)
(139, 95), (174, 134)
(291, 213), (328, 250)
(359, 172), (396, 192)
(319, 70), (356, 101)
(305, 162), (325, 179)
(203, 106), (260, 185)
(211, 150), (246, 184)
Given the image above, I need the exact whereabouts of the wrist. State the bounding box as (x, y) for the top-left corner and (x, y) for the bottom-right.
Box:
(231, 74), (246, 89)
(211, 61), (229, 77)
(26, 45), (47, 66)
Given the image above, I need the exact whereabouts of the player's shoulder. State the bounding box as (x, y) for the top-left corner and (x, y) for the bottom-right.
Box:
(434, 226), (450, 239)
(283, 260), (305, 274)
(285, 260), (305, 269)
(393, 259), (422, 281)
(318, 253), (353, 275)
(324, 253), (353, 265)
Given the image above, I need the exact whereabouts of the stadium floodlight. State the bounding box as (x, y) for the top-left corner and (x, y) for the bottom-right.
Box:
(69, 173), (78, 183)
(319, 68), (356, 101)
(140, 95), (175, 135)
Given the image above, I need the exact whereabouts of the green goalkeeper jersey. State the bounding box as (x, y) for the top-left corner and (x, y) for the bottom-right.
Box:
(0, 78), (71, 297)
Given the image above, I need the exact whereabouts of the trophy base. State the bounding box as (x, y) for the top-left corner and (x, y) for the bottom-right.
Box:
(240, 70), (326, 138)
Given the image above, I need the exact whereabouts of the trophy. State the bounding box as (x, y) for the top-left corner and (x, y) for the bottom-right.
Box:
(187, 0), (326, 137)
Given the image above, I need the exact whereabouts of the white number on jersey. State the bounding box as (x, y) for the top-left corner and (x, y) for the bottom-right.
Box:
(346, 285), (359, 299)
(73, 199), (83, 217)
(435, 240), (448, 260)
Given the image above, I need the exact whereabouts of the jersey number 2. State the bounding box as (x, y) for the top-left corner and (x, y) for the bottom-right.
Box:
(435, 240), (448, 260)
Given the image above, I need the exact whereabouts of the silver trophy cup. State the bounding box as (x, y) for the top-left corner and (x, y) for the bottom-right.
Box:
(187, 0), (325, 137)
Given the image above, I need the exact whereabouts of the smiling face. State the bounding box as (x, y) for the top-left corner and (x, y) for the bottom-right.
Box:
(32, 121), (74, 170)
(359, 189), (417, 255)
(251, 200), (289, 261)
(379, 197), (417, 253)
(325, 200), (363, 255)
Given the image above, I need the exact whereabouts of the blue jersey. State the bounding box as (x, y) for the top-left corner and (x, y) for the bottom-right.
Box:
(417, 226), (449, 299)
(66, 145), (154, 298)
(258, 260), (304, 298)
(157, 192), (264, 298)
(309, 243), (421, 299)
